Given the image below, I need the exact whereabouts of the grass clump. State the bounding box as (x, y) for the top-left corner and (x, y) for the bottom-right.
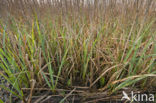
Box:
(0, 0), (156, 102)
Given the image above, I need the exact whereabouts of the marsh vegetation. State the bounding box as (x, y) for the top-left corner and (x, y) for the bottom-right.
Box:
(0, 0), (156, 102)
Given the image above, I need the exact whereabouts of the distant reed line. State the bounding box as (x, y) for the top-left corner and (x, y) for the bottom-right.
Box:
(0, 0), (156, 18)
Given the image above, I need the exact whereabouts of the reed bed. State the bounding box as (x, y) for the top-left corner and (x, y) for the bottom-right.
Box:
(0, 0), (156, 102)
